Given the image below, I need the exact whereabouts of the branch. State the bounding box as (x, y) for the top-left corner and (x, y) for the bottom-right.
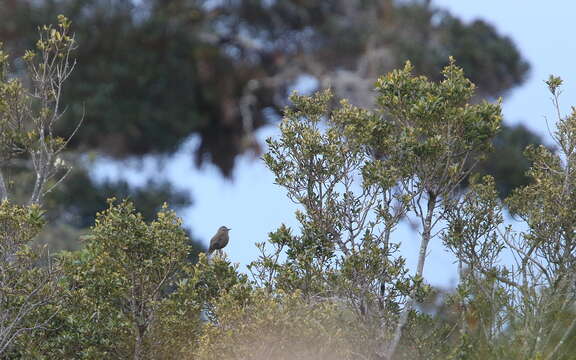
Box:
(0, 170), (8, 202)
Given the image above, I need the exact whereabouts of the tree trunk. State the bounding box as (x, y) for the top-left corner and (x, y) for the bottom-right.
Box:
(384, 191), (436, 359)
(134, 324), (145, 360)
(0, 171), (7, 202)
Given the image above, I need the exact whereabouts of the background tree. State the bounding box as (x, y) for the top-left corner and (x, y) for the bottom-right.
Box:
(42, 165), (194, 252)
(0, 0), (539, 253)
(0, 0), (530, 171)
(475, 124), (546, 199)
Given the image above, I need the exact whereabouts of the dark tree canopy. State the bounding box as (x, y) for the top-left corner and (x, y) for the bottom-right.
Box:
(0, 0), (540, 254)
(393, 4), (529, 98)
(478, 124), (545, 199)
(0, 0), (530, 176)
(46, 169), (192, 229)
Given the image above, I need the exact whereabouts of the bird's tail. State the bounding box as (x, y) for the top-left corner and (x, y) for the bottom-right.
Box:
(206, 249), (214, 262)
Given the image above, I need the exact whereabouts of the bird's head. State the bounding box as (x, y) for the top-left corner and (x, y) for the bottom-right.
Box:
(219, 226), (231, 233)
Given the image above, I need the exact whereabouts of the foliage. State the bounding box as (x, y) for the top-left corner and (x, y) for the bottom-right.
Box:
(502, 76), (576, 359)
(254, 63), (575, 360)
(153, 253), (249, 359)
(2, 14), (575, 359)
(0, 201), (62, 355)
(258, 59), (502, 359)
(0, 14), (78, 204)
(194, 288), (358, 360)
(257, 89), (414, 357)
(19, 200), (247, 359)
(0, 16), (77, 355)
(437, 76), (576, 359)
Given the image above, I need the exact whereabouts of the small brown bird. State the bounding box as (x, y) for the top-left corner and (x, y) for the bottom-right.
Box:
(208, 226), (231, 255)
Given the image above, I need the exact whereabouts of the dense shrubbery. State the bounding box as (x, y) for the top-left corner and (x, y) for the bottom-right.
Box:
(1, 18), (575, 360)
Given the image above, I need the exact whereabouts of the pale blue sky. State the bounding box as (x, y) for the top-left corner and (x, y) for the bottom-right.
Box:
(95, 2), (576, 287)
(434, 1), (576, 137)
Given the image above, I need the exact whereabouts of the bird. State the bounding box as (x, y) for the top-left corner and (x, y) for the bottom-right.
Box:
(208, 226), (231, 255)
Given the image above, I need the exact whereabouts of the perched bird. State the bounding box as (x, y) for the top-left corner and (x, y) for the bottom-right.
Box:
(208, 226), (231, 255)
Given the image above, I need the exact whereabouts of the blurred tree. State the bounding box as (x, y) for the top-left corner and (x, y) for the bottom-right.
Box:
(394, 3), (529, 99)
(48, 169), (192, 229)
(0, 0), (530, 175)
(0, 0), (538, 252)
(477, 124), (545, 199)
(40, 165), (204, 254)
(4, 161), (200, 252)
